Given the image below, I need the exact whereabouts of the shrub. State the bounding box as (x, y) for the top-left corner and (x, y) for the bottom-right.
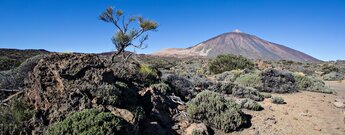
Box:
(271, 96), (285, 104)
(260, 93), (272, 98)
(139, 64), (159, 78)
(322, 72), (344, 81)
(261, 68), (297, 93)
(139, 63), (160, 85)
(209, 54), (254, 74)
(187, 91), (248, 132)
(46, 109), (132, 135)
(0, 57), (21, 71)
(236, 98), (263, 111)
(215, 69), (244, 82)
(234, 70), (263, 89)
(232, 87), (264, 101)
(0, 98), (34, 135)
(150, 82), (171, 95)
(208, 82), (264, 101)
(293, 72), (334, 94)
(321, 64), (339, 75)
(162, 74), (196, 101)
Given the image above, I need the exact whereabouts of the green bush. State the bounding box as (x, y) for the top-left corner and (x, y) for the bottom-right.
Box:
(260, 93), (272, 98)
(322, 72), (344, 81)
(321, 64), (339, 75)
(209, 54), (254, 74)
(293, 72), (334, 94)
(0, 57), (21, 71)
(237, 98), (263, 111)
(234, 70), (263, 89)
(187, 91), (248, 133)
(0, 98), (34, 135)
(46, 109), (132, 135)
(150, 82), (171, 95)
(139, 63), (160, 85)
(215, 69), (243, 82)
(271, 96), (285, 104)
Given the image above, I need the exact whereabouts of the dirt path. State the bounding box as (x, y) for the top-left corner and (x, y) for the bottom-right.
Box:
(219, 81), (345, 135)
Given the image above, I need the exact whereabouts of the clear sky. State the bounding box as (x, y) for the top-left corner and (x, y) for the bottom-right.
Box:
(0, 0), (344, 61)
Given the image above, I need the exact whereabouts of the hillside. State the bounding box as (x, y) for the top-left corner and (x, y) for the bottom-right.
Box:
(153, 30), (321, 62)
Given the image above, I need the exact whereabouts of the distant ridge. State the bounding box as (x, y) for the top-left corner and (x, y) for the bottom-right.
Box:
(152, 30), (321, 62)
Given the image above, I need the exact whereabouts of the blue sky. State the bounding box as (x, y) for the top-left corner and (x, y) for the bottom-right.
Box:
(0, 0), (344, 61)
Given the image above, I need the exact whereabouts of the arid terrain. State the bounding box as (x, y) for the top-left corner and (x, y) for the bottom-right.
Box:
(1, 51), (344, 135)
(218, 81), (345, 135)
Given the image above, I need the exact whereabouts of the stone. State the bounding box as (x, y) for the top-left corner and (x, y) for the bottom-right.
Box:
(333, 102), (345, 108)
(184, 123), (209, 135)
(177, 105), (186, 111)
(314, 127), (321, 131)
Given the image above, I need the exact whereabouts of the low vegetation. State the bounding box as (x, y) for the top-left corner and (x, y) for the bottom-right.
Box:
(150, 82), (171, 94)
(46, 109), (132, 135)
(215, 69), (244, 82)
(322, 71), (344, 81)
(237, 98), (263, 111)
(271, 96), (285, 104)
(0, 98), (34, 135)
(209, 54), (254, 74)
(187, 91), (248, 132)
(293, 72), (334, 94)
(234, 70), (263, 89)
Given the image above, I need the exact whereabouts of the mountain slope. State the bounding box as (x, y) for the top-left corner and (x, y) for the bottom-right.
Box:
(152, 31), (321, 62)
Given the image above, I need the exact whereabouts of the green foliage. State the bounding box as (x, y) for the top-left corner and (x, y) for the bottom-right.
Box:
(209, 54), (254, 74)
(0, 57), (21, 71)
(293, 72), (334, 94)
(187, 91), (248, 133)
(140, 64), (159, 77)
(321, 64), (339, 75)
(237, 98), (263, 111)
(150, 82), (171, 95)
(99, 7), (158, 61)
(46, 109), (132, 135)
(271, 96), (285, 104)
(139, 64), (160, 85)
(322, 72), (344, 81)
(192, 130), (207, 135)
(260, 93), (272, 98)
(0, 98), (34, 135)
(215, 69), (243, 82)
(234, 70), (263, 89)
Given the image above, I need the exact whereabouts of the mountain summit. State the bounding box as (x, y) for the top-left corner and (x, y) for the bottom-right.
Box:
(152, 31), (321, 62)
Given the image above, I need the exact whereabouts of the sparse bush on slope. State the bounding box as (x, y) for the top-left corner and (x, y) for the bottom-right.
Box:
(208, 82), (264, 101)
(187, 91), (248, 133)
(209, 54), (254, 74)
(46, 109), (132, 135)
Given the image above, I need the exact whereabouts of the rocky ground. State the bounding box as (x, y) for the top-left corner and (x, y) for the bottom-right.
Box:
(219, 81), (345, 135)
(1, 51), (344, 135)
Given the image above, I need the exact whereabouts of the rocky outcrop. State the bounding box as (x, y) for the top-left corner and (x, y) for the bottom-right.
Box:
(23, 53), (155, 133)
